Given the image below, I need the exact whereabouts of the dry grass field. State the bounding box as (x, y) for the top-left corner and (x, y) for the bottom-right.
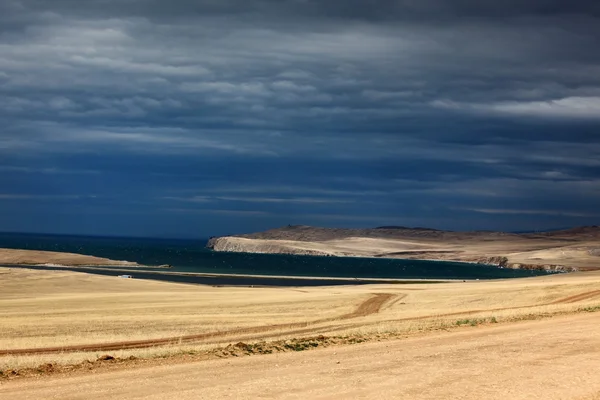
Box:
(5, 312), (600, 399)
(2, 266), (600, 374)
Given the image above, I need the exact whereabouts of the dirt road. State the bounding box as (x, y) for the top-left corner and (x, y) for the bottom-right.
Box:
(3, 312), (600, 399)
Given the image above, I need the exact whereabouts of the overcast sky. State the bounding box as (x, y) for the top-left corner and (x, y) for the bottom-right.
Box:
(1, 0), (600, 238)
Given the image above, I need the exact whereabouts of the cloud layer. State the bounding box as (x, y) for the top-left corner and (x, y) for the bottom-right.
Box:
(1, 0), (599, 237)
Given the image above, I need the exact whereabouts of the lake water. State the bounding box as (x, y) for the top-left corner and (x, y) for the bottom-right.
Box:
(0, 232), (551, 281)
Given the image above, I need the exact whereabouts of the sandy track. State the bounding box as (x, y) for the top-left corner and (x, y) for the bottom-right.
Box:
(550, 289), (600, 304)
(4, 312), (600, 399)
(339, 293), (396, 318)
(0, 293), (397, 356)
(206, 288), (600, 343)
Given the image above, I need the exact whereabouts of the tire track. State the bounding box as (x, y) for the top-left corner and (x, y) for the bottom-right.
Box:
(297, 289), (600, 335)
(225, 289), (600, 342)
(0, 293), (397, 356)
(340, 293), (399, 319)
(550, 290), (600, 304)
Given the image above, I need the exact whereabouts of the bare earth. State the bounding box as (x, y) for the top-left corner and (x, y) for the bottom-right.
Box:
(2, 267), (600, 398)
(0, 248), (138, 267)
(3, 313), (600, 399)
(209, 225), (600, 271)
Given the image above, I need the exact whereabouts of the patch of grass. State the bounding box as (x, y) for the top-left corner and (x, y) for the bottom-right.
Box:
(455, 317), (500, 327)
(455, 318), (481, 327)
(579, 305), (600, 313)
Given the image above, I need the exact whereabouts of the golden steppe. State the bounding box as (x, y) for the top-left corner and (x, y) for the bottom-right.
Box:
(2, 265), (600, 398)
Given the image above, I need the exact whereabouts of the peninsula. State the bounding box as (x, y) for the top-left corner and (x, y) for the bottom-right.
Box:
(207, 225), (600, 272)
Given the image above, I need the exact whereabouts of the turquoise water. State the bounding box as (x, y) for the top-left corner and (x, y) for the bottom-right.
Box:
(0, 233), (551, 280)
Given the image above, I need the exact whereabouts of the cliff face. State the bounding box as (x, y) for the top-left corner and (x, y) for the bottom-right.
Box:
(207, 237), (331, 256)
(463, 256), (578, 273)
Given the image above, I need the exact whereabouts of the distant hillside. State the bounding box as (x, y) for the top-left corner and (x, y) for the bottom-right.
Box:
(533, 226), (600, 238)
(227, 224), (518, 242)
(226, 225), (600, 242)
(374, 226), (441, 231)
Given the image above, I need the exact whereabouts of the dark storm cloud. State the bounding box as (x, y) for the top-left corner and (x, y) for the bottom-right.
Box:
(5, 1), (600, 22)
(1, 0), (600, 236)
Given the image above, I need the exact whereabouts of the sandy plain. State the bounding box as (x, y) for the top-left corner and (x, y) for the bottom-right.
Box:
(2, 266), (600, 398)
(4, 312), (600, 400)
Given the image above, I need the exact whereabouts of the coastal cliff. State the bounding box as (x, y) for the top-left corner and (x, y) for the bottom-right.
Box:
(208, 237), (331, 256)
(207, 225), (600, 272)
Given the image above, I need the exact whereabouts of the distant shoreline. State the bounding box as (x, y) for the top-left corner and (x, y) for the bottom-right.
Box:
(0, 241), (555, 282)
(0, 264), (455, 286)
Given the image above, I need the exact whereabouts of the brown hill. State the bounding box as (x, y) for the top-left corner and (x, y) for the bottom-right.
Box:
(231, 225), (518, 242)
